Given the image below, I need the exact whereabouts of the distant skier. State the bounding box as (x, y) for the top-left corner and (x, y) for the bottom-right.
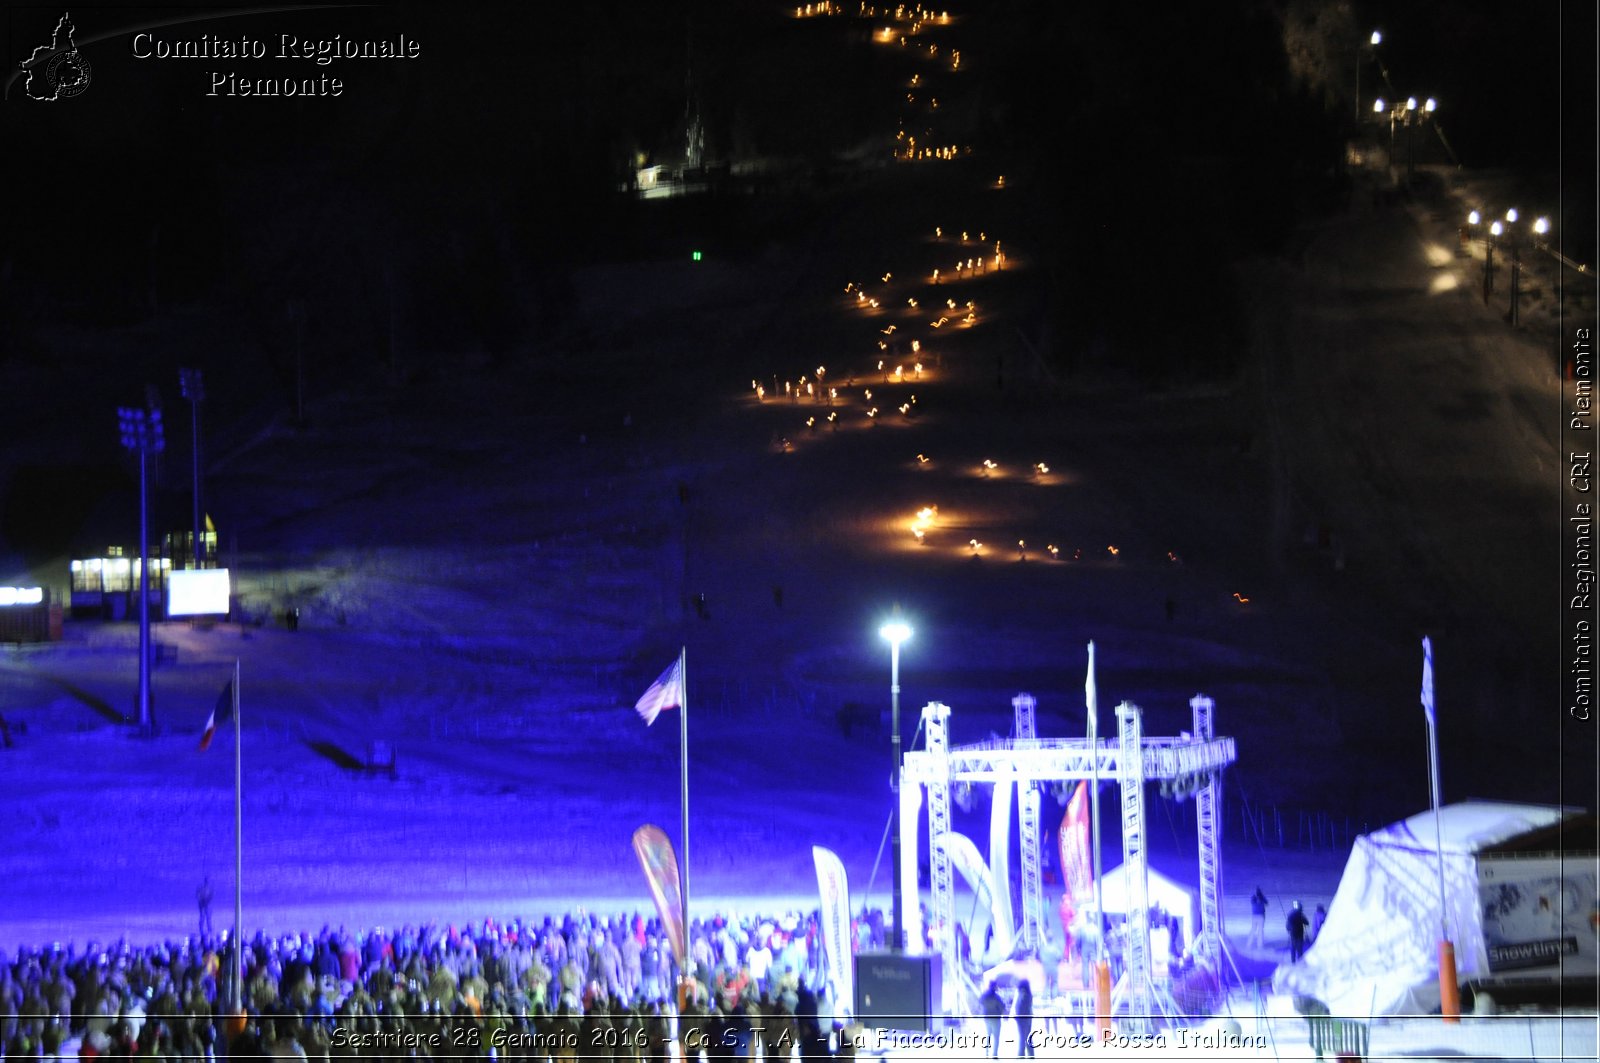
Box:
(1311, 904), (1327, 943)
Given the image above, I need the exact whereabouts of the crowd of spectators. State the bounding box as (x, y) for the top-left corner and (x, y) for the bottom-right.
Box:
(0, 908), (881, 1060)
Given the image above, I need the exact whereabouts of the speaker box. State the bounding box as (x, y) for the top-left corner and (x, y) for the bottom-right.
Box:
(853, 952), (941, 1032)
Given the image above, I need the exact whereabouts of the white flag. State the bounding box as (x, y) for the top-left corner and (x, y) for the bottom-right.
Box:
(635, 657), (684, 726)
(1421, 636), (1435, 726)
(1086, 640), (1098, 743)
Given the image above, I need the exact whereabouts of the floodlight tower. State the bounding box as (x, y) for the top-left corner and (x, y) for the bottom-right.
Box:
(119, 400), (165, 733)
(880, 612), (913, 950)
(179, 368), (204, 567)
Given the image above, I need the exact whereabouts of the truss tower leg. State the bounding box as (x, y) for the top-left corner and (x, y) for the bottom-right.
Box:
(1115, 702), (1153, 1032)
(1191, 695), (1224, 973)
(1013, 694), (1045, 955)
(923, 703), (957, 1013)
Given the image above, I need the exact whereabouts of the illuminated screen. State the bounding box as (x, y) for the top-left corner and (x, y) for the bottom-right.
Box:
(167, 569), (231, 616)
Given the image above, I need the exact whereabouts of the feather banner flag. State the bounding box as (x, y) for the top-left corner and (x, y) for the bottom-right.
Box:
(937, 829), (1012, 962)
(631, 825), (686, 965)
(1061, 780), (1093, 907)
(811, 846), (854, 1015)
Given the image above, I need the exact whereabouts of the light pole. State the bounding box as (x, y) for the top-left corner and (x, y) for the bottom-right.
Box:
(118, 401), (165, 734)
(1504, 212), (1551, 327)
(1478, 214), (1491, 300)
(1517, 216), (1551, 326)
(880, 614), (912, 952)
(1505, 210), (1522, 326)
(1408, 97), (1436, 183)
(179, 368), (204, 567)
(1469, 209), (1547, 321)
(1467, 210), (1489, 296)
(1356, 29), (1381, 123)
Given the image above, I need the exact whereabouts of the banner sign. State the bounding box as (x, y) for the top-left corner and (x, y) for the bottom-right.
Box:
(1478, 857), (1598, 979)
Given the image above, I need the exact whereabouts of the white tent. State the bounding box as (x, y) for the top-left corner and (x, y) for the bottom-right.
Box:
(1274, 801), (1595, 1017)
(1096, 861), (1198, 952)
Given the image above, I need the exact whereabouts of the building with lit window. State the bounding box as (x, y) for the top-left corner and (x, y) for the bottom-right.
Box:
(68, 524), (217, 620)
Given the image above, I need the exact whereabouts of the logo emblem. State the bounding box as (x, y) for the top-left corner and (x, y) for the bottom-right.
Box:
(20, 13), (92, 101)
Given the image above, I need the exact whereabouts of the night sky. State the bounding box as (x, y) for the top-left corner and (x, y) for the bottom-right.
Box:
(3, 1), (1589, 389)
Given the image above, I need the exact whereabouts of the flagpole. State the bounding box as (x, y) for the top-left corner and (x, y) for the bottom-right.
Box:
(1422, 636), (1460, 1022)
(678, 646), (690, 962)
(1087, 641), (1111, 1036)
(231, 656), (242, 1015)
(1427, 719), (1445, 929)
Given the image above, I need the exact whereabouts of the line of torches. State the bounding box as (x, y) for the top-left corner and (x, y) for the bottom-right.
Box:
(746, 219), (1008, 436)
(904, 501), (1197, 567)
(770, 4), (1251, 604)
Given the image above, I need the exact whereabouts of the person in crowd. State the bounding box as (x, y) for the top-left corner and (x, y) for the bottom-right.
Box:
(979, 981), (1005, 1058)
(1311, 904), (1328, 943)
(679, 986), (708, 1063)
(1286, 902), (1311, 962)
(745, 935), (773, 995)
(1071, 907), (1102, 988)
(1012, 981), (1034, 1059)
(707, 999), (739, 1063)
(1248, 887), (1269, 948)
(0, 907), (882, 1061)
(761, 985), (794, 1063)
(197, 877), (214, 940)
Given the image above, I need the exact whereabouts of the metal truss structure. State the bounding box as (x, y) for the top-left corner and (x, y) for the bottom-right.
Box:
(901, 694), (1237, 1025)
(1013, 694), (1045, 954)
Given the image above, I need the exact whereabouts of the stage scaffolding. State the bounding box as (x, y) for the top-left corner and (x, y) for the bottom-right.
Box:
(899, 694), (1237, 1025)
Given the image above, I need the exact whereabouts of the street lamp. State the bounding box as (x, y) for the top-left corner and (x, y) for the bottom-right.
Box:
(1500, 210), (1543, 327)
(118, 400), (165, 735)
(1502, 212), (1521, 325)
(1487, 219), (1504, 306)
(1375, 97), (1395, 160)
(880, 614), (912, 951)
(1356, 30), (1382, 123)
